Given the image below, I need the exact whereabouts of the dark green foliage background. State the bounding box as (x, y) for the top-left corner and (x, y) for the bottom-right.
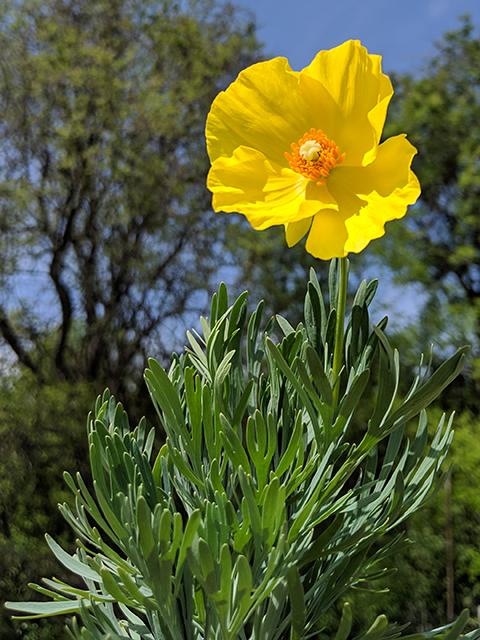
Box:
(0, 374), (93, 638)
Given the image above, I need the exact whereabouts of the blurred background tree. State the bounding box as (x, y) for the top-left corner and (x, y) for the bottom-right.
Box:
(378, 15), (480, 395)
(0, 374), (92, 639)
(0, 0), (260, 406)
(0, 0), (262, 637)
(354, 16), (480, 632)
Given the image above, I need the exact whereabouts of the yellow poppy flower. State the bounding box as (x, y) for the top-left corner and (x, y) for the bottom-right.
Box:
(206, 40), (420, 260)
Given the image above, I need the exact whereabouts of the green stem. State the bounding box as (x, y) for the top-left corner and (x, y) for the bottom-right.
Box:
(332, 257), (348, 407)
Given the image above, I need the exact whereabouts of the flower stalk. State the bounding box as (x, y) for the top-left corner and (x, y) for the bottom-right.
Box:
(332, 257), (348, 407)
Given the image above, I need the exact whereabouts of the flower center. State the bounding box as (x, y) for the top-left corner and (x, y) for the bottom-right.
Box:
(286, 128), (345, 185)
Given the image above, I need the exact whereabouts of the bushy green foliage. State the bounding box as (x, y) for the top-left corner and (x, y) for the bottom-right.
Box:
(5, 268), (475, 640)
(0, 372), (94, 638)
(419, 412), (480, 620)
(379, 16), (480, 376)
(356, 20), (480, 625)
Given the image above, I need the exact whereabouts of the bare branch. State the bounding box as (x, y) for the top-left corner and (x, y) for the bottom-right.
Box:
(0, 307), (38, 374)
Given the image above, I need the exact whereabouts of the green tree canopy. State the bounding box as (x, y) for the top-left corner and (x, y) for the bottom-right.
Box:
(0, 2), (261, 637)
(362, 19), (480, 629)
(0, 0), (261, 405)
(378, 16), (480, 382)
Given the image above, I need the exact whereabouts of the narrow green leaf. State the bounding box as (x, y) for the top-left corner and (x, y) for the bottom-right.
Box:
(266, 338), (319, 438)
(167, 441), (206, 490)
(136, 495), (155, 558)
(276, 412), (304, 478)
(300, 515), (343, 565)
(261, 476), (283, 540)
(362, 614), (389, 640)
(152, 443), (168, 489)
(28, 583), (70, 602)
(231, 555), (252, 625)
(210, 291), (218, 324)
(117, 568), (157, 610)
(334, 602), (353, 640)
(306, 345), (334, 406)
(335, 369), (370, 431)
(383, 346), (470, 434)
(442, 609), (470, 640)
(99, 568), (136, 608)
(231, 378), (254, 428)
(213, 350), (235, 415)
(287, 566), (306, 639)
(177, 509), (201, 573)
(218, 543), (233, 607)
(197, 538), (218, 594)
(228, 291), (248, 335)
(219, 414), (252, 476)
(329, 258), (338, 311)
(368, 327), (399, 436)
(238, 467), (263, 539)
(184, 367), (203, 463)
(277, 314), (296, 337)
(145, 359), (186, 441)
(5, 600), (91, 619)
(45, 535), (100, 582)
(159, 509), (173, 553)
(305, 280), (325, 352)
(324, 308), (337, 357)
(217, 282), (229, 319)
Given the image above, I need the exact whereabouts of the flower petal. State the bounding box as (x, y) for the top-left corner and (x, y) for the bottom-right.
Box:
(306, 210), (349, 259)
(206, 57), (313, 166)
(285, 217), (313, 247)
(208, 146), (335, 229)
(343, 138), (420, 253)
(299, 40), (393, 166)
(305, 134), (420, 258)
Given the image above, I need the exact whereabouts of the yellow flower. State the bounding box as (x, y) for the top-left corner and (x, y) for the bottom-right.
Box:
(206, 40), (420, 260)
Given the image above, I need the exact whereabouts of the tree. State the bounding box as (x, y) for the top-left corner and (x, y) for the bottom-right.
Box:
(360, 16), (480, 630)
(0, 2), (261, 637)
(0, 0), (261, 410)
(377, 16), (480, 393)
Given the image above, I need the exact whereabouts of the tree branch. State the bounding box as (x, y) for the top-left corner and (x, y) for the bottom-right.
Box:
(48, 186), (80, 380)
(0, 307), (39, 374)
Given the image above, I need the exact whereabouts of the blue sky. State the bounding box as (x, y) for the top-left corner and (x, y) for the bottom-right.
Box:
(239, 0), (480, 75)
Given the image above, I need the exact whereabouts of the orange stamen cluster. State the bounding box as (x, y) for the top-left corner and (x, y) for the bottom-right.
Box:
(286, 128), (345, 185)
